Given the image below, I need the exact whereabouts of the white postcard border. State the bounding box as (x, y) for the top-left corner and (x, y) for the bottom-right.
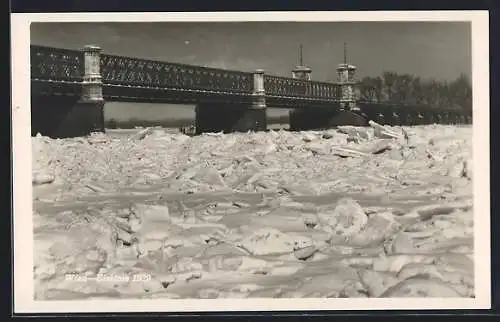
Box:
(11, 11), (491, 313)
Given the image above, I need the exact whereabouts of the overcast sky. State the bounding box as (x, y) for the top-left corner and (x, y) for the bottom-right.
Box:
(31, 21), (471, 121)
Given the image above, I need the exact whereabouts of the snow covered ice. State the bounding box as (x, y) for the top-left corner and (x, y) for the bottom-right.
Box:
(32, 124), (474, 300)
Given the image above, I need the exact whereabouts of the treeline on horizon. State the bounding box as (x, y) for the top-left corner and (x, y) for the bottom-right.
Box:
(358, 71), (472, 111)
(105, 115), (290, 129)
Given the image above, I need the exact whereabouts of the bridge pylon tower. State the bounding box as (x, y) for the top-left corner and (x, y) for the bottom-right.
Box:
(336, 42), (360, 111)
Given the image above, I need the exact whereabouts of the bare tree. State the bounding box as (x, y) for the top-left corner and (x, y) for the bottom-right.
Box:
(356, 71), (471, 111)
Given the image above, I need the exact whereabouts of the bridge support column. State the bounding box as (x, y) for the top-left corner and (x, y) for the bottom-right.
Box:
(450, 113), (458, 125)
(384, 110), (399, 126)
(289, 108), (330, 131)
(415, 112), (425, 125)
(426, 112), (435, 124)
(442, 112), (450, 124)
(289, 106), (367, 131)
(392, 112), (402, 126)
(400, 111), (413, 126)
(463, 114), (471, 124)
(436, 113), (443, 124)
(31, 45), (105, 138)
(79, 45), (105, 134)
(195, 70), (267, 134)
(375, 112), (386, 125)
(248, 69), (268, 132)
(195, 103), (266, 134)
(355, 103), (406, 126)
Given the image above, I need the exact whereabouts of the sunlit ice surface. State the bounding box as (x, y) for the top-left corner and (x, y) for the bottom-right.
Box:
(32, 124), (473, 300)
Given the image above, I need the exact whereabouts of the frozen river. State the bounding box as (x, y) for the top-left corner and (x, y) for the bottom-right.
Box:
(32, 124), (473, 300)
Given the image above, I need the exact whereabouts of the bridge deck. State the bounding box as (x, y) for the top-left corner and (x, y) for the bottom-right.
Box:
(31, 45), (346, 106)
(30, 45), (471, 116)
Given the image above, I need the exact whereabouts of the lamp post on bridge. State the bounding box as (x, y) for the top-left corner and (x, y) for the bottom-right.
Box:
(80, 45), (105, 133)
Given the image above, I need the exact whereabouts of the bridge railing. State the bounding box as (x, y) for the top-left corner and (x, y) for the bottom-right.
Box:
(30, 45), (84, 83)
(30, 44), (346, 102)
(100, 54), (254, 94)
(263, 75), (341, 99)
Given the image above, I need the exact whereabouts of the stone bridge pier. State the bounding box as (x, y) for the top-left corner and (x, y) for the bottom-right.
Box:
(195, 70), (267, 134)
(31, 45), (105, 138)
(289, 61), (365, 131)
(289, 107), (367, 131)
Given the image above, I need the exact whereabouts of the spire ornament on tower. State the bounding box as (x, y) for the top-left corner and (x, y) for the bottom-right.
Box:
(291, 43), (312, 80)
(299, 44), (304, 66)
(344, 42), (347, 65)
